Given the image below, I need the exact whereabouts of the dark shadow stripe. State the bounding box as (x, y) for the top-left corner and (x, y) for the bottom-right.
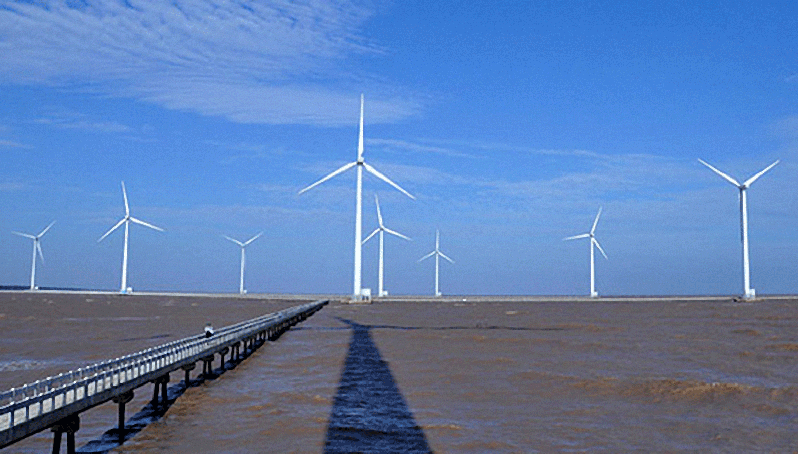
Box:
(324, 319), (433, 454)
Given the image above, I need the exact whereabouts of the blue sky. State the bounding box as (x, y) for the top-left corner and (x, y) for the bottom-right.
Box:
(0, 0), (796, 296)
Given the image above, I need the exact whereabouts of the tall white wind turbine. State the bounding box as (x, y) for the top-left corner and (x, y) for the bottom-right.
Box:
(564, 207), (608, 298)
(362, 195), (411, 297)
(223, 232), (263, 294)
(299, 94), (415, 299)
(698, 158), (779, 299)
(418, 230), (454, 297)
(12, 221), (55, 290)
(98, 181), (164, 293)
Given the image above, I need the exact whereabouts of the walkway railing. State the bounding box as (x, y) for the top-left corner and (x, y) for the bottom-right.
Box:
(0, 299), (328, 449)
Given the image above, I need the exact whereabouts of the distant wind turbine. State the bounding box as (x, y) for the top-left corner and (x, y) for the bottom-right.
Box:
(362, 195), (411, 297)
(299, 94), (415, 300)
(12, 221), (55, 290)
(98, 181), (164, 293)
(698, 158), (779, 299)
(418, 230), (453, 297)
(564, 207), (607, 298)
(223, 232), (263, 294)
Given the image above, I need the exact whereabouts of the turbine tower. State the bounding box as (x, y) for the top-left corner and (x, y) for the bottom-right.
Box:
(98, 181), (164, 294)
(12, 221), (55, 290)
(362, 195), (411, 297)
(299, 94), (415, 300)
(418, 230), (453, 297)
(223, 232), (263, 294)
(698, 158), (779, 299)
(564, 207), (608, 298)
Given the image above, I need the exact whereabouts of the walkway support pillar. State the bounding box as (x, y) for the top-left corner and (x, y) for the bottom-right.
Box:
(181, 363), (196, 386)
(151, 375), (169, 406)
(112, 390), (134, 433)
(51, 414), (80, 454)
(160, 374), (169, 404)
(202, 356), (214, 378)
(219, 347), (229, 370)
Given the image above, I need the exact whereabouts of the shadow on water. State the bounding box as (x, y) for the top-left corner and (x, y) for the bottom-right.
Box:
(324, 319), (434, 454)
(297, 324), (565, 332)
(76, 357), (246, 453)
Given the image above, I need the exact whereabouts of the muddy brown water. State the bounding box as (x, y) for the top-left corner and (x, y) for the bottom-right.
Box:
(0, 293), (796, 452)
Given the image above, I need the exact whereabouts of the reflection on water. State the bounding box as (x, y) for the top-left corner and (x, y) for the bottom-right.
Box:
(324, 319), (433, 453)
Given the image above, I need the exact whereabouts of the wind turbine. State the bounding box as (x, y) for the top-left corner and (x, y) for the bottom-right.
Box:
(362, 195), (410, 297)
(12, 221), (55, 290)
(223, 232), (263, 294)
(299, 94), (415, 300)
(418, 230), (453, 297)
(698, 158), (779, 299)
(564, 207), (607, 298)
(98, 181), (164, 293)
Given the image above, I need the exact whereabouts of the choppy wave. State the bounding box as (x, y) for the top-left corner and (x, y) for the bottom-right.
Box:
(0, 359), (61, 372)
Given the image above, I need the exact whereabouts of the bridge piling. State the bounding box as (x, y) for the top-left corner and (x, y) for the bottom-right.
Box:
(112, 390), (134, 433)
(219, 347), (229, 370)
(201, 356), (214, 378)
(160, 375), (169, 405)
(181, 363), (195, 386)
(50, 414), (79, 454)
(151, 375), (169, 406)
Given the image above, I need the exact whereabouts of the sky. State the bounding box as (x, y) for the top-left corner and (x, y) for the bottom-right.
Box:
(0, 0), (796, 296)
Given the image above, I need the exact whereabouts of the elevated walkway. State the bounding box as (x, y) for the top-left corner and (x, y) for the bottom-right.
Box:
(0, 299), (327, 452)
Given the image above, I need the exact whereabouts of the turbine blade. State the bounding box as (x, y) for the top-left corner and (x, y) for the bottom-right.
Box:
(375, 194), (383, 227)
(298, 162), (357, 194)
(223, 235), (244, 247)
(38, 221), (56, 237)
(384, 227), (411, 241)
(358, 94), (364, 161)
(363, 163), (416, 200)
(130, 217), (164, 232)
(98, 218), (126, 242)
(563, 233), (590, 241)
(362, 228), (379, 245)
(593, 238), (608, 260)
(36, 241), (44, 263)
(591, 207), (602, 234)
(698, 159), (740, 187)
(12, 231), (36, 239)
(439, 251), (455, 263)
(121, 181), (130, 217)
(743, 160), (780, 187)
(244, 231), (263, 246)
(418, 250), (436, 262)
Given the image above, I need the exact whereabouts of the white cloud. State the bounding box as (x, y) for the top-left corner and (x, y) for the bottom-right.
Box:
(0, 0), (420, 126)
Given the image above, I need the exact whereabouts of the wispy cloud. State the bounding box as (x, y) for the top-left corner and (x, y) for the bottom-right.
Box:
(771, 116), (798, 140)
(367, 138), (480, 158)
(0, 139), (32, 149)
(33, 115), (132, 133)
(0, 0), (420, 126)
(0, 181), (28, 192)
